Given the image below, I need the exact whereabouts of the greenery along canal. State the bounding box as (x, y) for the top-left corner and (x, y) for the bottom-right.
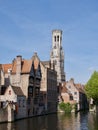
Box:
(0, 112), (98, 130)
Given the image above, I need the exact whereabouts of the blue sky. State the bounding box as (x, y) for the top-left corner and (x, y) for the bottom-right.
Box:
(0, 0), (98, 84)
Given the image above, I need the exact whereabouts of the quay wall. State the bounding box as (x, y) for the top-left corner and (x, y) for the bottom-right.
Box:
(0, 108), (8, 123)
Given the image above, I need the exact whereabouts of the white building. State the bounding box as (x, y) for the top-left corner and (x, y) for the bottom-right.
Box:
(50, 30), (65, 85)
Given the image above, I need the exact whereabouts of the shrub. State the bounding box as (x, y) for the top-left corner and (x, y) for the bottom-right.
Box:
(59, 102), (72, 113)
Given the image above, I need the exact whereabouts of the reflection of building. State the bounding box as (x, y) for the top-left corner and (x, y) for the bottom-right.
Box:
(50, 30), (65, 85)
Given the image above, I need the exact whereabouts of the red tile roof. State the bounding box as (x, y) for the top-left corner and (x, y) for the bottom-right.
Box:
(75, 84), (85, 93)
(61, 86), (68, 93)
(11, 59), (32, 74)
(2, 53), (40, 74)
(2, 64), (12, 73)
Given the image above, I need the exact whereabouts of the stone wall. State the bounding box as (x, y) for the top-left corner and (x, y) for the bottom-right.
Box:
(0, 108), (8, 122)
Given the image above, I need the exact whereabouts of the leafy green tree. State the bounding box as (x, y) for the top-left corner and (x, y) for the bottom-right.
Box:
(85, 71), (98, 104)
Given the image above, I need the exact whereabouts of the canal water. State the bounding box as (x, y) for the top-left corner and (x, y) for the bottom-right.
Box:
(0, 112), (98, 130)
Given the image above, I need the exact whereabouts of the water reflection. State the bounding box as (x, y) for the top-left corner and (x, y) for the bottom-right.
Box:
(0, 112), (98, 130)
(88, 112), (98, 130)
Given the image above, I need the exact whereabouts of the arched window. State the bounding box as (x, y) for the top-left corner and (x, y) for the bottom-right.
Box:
(57, 35), (59, 42)
(54, 36), (56, 42)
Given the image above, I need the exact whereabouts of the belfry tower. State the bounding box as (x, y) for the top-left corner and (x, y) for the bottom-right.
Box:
(50, 30), (65, 84)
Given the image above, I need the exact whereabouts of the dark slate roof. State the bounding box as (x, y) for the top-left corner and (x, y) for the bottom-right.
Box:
(12, 86), (24, 96)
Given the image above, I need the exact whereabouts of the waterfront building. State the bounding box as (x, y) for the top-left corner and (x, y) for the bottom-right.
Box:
(65, 78), (88, 111)
(11, 53), (42, 116)
(40, 61), (57, 113)
(59, 83), (75, 104)
(0, 85), (26, 122)
(0, 51), (58, 122)
(50, 30), (65, 85)
(0, 53), (43, 122)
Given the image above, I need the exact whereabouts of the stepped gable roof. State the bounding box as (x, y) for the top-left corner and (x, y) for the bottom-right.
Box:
(67, 78), (85, 94)
(33, 59), (39, 70)
(12, 86), (24, 96)
(31, 52), (40, 70)
(2, 64), (12, 73)
(60, 82), (73, 96)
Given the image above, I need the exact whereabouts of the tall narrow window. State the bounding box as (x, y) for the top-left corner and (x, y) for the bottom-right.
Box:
(54, 36), (56, 42)
(23, 99), (25, 107)
(57, 35), (59, 42)
(35, 88), (39, 96)
(19, 99), (21, 107)
(28, 86), (33, 97)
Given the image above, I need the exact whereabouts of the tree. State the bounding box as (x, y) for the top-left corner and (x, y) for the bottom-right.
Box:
(85, 71), (98, 104)
(59, 102), (72, 113)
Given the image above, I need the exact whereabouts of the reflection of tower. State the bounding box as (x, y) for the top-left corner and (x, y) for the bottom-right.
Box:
(50, 30), (65, 84)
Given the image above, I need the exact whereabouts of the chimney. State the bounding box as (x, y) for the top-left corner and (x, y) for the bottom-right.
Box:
(16, 55), (22, 86)
(16, 55), (22, 73)
(70, 78), (74, 83)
